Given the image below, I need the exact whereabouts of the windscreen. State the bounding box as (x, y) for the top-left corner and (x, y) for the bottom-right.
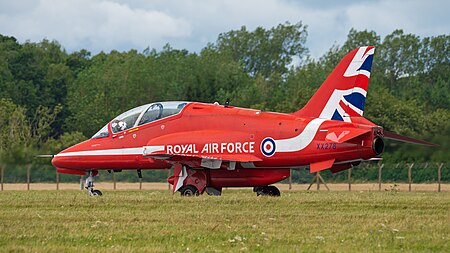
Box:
(111, 104), (148, 133)
(91, 101), (189, 137)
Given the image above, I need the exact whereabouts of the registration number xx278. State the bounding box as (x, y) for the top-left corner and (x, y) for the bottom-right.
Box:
(316, 142), (337, 150)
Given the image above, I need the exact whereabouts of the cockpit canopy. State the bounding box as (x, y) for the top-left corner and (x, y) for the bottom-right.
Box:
(92, 101), (189, 138)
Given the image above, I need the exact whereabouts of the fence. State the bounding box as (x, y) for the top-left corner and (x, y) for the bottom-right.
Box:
(303, 162), (446, 192)
(0, 162), (447, 192)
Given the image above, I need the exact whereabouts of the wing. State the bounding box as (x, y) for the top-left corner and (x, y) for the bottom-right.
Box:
(146, 151), (261, 169)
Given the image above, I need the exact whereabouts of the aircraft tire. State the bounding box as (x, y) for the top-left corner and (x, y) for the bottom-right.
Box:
(254, 186), (264, 196)
(180, 185), (199, 197)
(266, 186), (281, 197)
(255, 186), (280, 197)
(91, 189), (103, 196)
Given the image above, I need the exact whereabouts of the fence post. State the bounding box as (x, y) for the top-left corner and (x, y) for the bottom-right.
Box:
(56, 171), (59, 190)
(437, 163), (443, 193)
(407, 163), (414, 192)
(137, 169), (143, 190)
(112, 171), (116, 190)
(26, 164), (31, 190)
(80, 175), (84, 190)
(316, 172), (320, 190)
(168, 169), (171, 191)
(348, 168), (352, 191)
(1, 164), (4, 191)
(378, 163), (384, 191)
(289, 169), (292, 190)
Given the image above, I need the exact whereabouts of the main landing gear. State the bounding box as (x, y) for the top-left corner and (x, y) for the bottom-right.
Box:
(253, 186), (281, 197)
(168, 165), (224, 197)
(85, 170), (102, 196)
(168, 165), (283, 197)
(178, 185), (222, 196)
(178, 185), (281, 197)
(179, 185), (199, 196)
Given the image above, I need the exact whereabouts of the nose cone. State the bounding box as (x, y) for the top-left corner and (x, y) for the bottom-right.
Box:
(51, 155), (63, 168)
(51, 152), (75, 169)
(51, 140), (90, 169)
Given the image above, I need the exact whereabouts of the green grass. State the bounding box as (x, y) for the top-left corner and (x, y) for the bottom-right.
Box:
(0, 190), (449, 252)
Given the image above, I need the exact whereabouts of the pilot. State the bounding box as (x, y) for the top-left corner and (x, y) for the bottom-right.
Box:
(111, 120), (127, 132)
(118, 121), (127, 131)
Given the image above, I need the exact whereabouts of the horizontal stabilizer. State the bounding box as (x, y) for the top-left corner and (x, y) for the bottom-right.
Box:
(384, 131), (438, 147)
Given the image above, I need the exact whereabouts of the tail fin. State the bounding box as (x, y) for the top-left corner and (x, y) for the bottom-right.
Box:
(293, 46), (375, 122)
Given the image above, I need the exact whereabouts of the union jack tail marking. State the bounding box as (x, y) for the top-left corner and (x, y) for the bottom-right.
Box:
(293, 46), (375, 122)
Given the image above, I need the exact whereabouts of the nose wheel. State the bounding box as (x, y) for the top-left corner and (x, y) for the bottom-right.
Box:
(85, 170), (102, 196)
(90, 189), (103, 196)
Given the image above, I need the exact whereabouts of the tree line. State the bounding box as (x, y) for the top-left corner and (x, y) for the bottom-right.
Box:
(0, 22), (448, 182)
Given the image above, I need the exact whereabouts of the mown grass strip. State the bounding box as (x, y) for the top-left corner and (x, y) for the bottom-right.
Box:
(0, 190), (449, 252)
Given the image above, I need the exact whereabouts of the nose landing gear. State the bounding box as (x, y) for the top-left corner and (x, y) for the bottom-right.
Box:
(85, 170), (102, 196)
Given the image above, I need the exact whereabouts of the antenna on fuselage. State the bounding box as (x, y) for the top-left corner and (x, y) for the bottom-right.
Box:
(225, 98), (230, 108)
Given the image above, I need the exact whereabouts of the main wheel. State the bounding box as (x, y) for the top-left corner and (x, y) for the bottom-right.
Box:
(265, 186), (281, 197)
(205, 187), (222, 196)
(180, 185), (199, 196)
(255, 186), (281, 197)
(90, 189), (103, 196)
(254, 186), (265, 196)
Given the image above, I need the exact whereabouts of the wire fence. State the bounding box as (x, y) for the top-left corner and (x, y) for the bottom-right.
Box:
(0, 162), (447, 192)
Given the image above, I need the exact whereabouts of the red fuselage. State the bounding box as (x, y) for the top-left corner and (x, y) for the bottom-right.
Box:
(52, 102), (382, 187)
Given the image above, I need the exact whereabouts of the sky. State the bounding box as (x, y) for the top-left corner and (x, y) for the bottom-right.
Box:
(0, 0), (448, 58)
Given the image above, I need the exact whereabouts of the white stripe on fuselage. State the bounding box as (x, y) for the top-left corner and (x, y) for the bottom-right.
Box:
(55, 146), (165, 157)
(274, 118), (327, 152)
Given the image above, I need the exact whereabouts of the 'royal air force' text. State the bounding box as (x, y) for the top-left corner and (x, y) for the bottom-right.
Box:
(166, 142), (255, 154)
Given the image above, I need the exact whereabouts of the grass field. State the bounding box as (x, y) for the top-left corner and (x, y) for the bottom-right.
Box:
(0, 190), (449, 252)
(2, 182), (449, 191)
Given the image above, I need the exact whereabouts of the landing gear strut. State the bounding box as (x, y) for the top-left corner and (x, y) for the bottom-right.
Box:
(85, 170), (102, 196)
(254, 186), (281, 197)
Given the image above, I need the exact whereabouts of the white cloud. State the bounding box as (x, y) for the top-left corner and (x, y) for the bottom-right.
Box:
(346, 0), (449, 38)
(0, 0), (191, 52)
(0, 0), (448, 57)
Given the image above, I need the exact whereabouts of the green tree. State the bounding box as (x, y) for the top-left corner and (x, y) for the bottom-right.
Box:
(215, 22), (308, 78)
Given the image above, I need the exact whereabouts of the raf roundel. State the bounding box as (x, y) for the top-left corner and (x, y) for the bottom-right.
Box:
(261, 137), (276, 157)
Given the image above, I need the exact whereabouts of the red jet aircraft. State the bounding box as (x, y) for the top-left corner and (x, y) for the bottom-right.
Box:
(51, 46), (436, 196)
